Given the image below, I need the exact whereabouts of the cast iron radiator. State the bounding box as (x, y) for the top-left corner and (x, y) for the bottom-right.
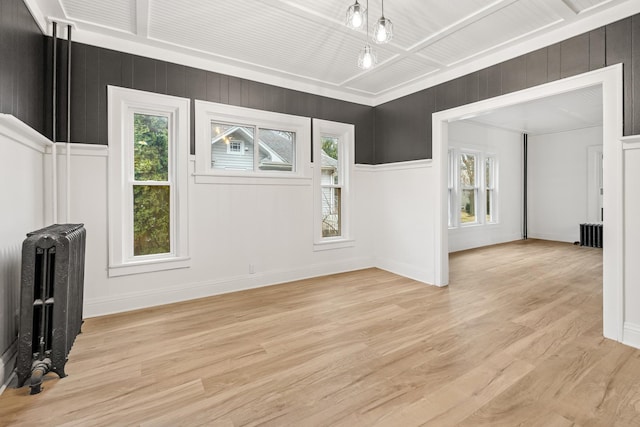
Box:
(580, 223), (603, 248)
(16, 224), (86, 394)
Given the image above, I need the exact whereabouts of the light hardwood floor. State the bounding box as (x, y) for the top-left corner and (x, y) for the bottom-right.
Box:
(1, 239), (639, 426)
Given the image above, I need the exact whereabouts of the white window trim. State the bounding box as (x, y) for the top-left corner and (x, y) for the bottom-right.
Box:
(108, 86), (190, 277)
(485, 155), (499, 224)
(313, 118), (355, 251)
(194, 100), (311, 185)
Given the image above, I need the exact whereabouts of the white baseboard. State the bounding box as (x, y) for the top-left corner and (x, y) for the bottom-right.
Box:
(449, 232), (522, 253)
(527, 232), (577, 243)
(0, 340), (17, 396)
(84, 256), (375, 317)
(623, 322), (640, 350)
(375, 257), (433, 286)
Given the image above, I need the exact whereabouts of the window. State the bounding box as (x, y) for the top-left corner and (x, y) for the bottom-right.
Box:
(485, 156), (496, 223)
(460, 152), (478, 224)
(320, 136), (341, 237)
(313, 119), (354, 250)
(195, 101), (310, 183)
(227, 140), (243, 154)
(108, 86), (190, 276)
(448, 149), (455, 227)
(448, 148), (497, 228)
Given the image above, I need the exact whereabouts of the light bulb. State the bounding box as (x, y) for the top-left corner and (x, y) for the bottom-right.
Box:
(351, 12), (363, 28)
(363, 53), (372, 69)
(373, 16), (393, 44)
(375, 25), (387, 42)
(346, 1), (366, 29)
(358, 45), (377, 70)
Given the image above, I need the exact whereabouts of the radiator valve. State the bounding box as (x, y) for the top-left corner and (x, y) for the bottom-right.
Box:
(29, 358), (52, 395)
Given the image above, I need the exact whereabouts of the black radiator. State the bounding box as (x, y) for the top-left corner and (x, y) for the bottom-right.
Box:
(16, 224), (86, 394)
(580, 223), (603, 248)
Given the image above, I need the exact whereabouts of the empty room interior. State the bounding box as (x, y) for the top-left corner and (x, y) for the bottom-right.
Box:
(2, 0), (640, 425)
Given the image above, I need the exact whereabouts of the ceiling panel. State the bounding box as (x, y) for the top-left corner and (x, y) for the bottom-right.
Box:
(359, 0), (491, 49)
(148, 0), (395, 85)
(346, 57), (439, 94)
(60, 0), (136, 33)
(468, 85), (603, 134)
(418, 0), (564, 65)
(564, 0), (614, 13)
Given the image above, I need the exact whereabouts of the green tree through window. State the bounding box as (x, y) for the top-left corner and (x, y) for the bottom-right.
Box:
(133, 113), (171, 256)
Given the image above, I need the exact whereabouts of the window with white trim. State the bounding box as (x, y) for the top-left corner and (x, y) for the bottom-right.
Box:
(460, 152), (478, 224)
(195, 101), (310, 183)
(313, 119), (354, 250)
(485, 156), (496, 223)
(108, 86), (190, 276)
(448, 148), (498, 228)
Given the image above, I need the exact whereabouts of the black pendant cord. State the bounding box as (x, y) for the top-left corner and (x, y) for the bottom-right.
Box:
(523, 133), (528, 240)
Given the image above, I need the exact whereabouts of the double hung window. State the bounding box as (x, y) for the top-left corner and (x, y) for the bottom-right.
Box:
(108, 87), (190, 276)
(448, 148), (497, 228)
(313, 119), (354, 250)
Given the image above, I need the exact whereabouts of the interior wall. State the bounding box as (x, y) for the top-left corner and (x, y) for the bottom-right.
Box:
(0, 0), (47, 388)
(448, 121), (523, 252)
(0, 0), (46, 135)
(374, 15), (640, 164)
(623, 141), (640, 346)
(56, 42), (376, 164)
(0, 118), (51, 387)
(528, 126), (603, 243)
(373, 161), (435, 283)
(64, 149), (376, 317)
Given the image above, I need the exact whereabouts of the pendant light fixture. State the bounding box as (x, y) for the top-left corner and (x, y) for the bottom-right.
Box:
(357, 0), (377, 70)
(372, 0), (393, 44)
(346, 0), (366, 29)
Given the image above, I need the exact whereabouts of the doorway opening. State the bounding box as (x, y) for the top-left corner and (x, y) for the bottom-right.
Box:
(432, 65), (624, 342)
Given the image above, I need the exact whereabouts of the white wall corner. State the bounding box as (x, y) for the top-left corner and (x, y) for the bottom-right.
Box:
(374, 257), (434, 286)
(0, 340), (17, 396)
(623, 322), (640, 350)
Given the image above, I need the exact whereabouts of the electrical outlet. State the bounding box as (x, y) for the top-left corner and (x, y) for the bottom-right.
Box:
(249, 264), (255, 274)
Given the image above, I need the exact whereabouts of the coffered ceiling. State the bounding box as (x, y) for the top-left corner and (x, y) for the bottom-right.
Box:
(24, 0), (640, 105)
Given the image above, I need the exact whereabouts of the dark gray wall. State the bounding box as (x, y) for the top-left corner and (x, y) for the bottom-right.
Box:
(374, 15), (640, 164)
(0, 0), (46, 135)
(58, 42), (376, 164)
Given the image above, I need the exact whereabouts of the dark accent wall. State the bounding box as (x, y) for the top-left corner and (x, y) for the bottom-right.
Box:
(0, 0), (46, 135)
(59, 42), (376, 164)
(374, 14), (640, 164)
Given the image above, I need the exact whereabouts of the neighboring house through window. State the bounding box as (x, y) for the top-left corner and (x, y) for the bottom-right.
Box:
(194, 101), (310, 182)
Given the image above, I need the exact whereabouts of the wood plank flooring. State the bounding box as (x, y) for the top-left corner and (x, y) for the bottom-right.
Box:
(2, 239), (640, 426)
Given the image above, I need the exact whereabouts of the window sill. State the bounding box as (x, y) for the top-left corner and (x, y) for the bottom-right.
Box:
(108, 256), (191, 277)
(193, 173), (312, 186)
(313, 238), (355, 251)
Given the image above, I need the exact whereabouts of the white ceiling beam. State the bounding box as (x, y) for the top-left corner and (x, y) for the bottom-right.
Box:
(136, 0), (150, 38)
(553, 0), (581, 19)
